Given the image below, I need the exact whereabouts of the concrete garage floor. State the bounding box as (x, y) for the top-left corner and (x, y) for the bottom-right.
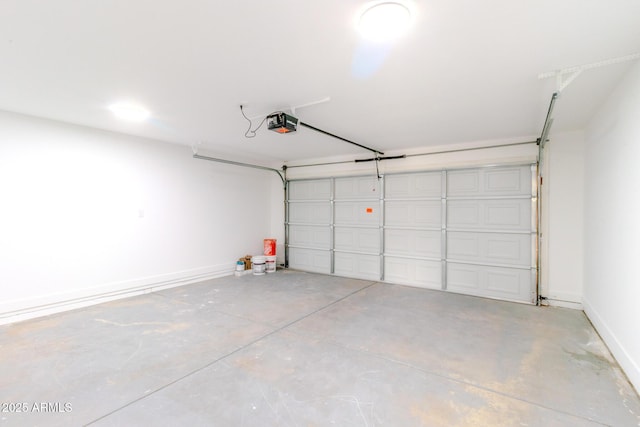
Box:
(1, 271), (639, 426)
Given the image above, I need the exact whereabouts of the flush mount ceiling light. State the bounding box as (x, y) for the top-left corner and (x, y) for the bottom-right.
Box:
(108, 102), (151, 122)
(358, 1), (412, 42)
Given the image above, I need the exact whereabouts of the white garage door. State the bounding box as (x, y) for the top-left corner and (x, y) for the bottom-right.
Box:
(287, 179), (332, 274)
(333, 176), (381, 281)
(286, 164), (537, 303)
(384, 171), (443, 290)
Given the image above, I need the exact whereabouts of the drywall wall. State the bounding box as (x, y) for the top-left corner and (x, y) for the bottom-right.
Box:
(583, 60), (640, 394)
(0, 111), (277, 324)
(541, 130), (585, 308)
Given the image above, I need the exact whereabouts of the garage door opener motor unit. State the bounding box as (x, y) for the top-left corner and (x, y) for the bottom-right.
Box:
(267, 112), (298, 134)
(265, 110), (385, 158)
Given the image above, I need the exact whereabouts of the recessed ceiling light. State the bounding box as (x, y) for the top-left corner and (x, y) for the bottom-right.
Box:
(358, 1), (412, 42)
(108, 102), (151, 122)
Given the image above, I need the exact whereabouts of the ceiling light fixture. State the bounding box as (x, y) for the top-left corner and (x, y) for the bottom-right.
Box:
(358, 1), (412, 42)
(108, 102), (151, 122)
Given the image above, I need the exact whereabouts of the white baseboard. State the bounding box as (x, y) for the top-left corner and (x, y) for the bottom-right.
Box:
(583, 297), (640, 396)
(0, 263), (235, 326)
(545, 298), (583, 310)
(542, 291), (583, 310)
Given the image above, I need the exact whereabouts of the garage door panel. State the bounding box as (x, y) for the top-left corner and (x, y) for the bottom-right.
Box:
(485, 234), (530, 266)
(447, 263), (531, 301)
(447, 203), (478, 227)
(448, 166), (531, 197)
(289, 225), (331, 250)
(384, 257), (441, 289)
(289, 202), (331, 224)
(447, 171), (479, 195)
(334, 253), (380, 280)
(385, 172), (441, 198)
(335, 202), (380, 225)
(385, 229), (441, 258)
(485, 168), (529, 195)
(335, 176), (380, 199)
(335, 227), (380, 253)
(448, 199), (530, 231)
(485, 200), (530, 229)
(289, 248), (331, 274)
(386, 200), (441, 228)
(448, 232), (531, 266)
(447, 264), (479, 291)
(288, 180), (331, 200)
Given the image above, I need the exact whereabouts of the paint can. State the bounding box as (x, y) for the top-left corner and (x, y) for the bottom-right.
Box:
(264, 239), (276, 256)
(265, 255), (276, 273)
(252, 256), (266, 275)
(234, 261), (244, 277)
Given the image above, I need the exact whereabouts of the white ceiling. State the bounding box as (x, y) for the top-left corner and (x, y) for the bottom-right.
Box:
(1, 0), (639, 164)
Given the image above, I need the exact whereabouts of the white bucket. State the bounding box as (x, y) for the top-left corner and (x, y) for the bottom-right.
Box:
(265, 255), (276, 273)
(252, 256), (266, 275)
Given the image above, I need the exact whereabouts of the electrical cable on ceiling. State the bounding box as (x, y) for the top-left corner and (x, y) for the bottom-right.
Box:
(240, 105), (267, 138)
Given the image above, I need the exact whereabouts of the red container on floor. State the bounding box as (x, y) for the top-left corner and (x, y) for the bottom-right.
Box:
(264, 239), (276, 256)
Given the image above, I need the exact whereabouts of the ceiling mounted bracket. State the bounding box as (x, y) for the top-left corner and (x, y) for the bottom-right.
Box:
(191, 141), (203, 155)
(290, 96), (331, 117)
(245, 96), (331, 121)
(555, 69), (583, 93)
(538, 52), (640, 93)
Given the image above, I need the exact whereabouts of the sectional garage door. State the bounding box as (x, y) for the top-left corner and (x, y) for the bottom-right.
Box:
(287, 164), (537, 303)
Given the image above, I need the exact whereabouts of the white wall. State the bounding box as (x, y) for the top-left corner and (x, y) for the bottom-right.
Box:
(541, 130), (585, 308)
(583, 60), (640, 394)
(0, 111), (279, 324)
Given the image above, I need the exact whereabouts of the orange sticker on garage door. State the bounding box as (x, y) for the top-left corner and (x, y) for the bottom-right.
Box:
(366, 208), (373, 213)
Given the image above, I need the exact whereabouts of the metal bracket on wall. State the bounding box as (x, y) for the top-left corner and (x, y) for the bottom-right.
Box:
(536, 53), (640, 150)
